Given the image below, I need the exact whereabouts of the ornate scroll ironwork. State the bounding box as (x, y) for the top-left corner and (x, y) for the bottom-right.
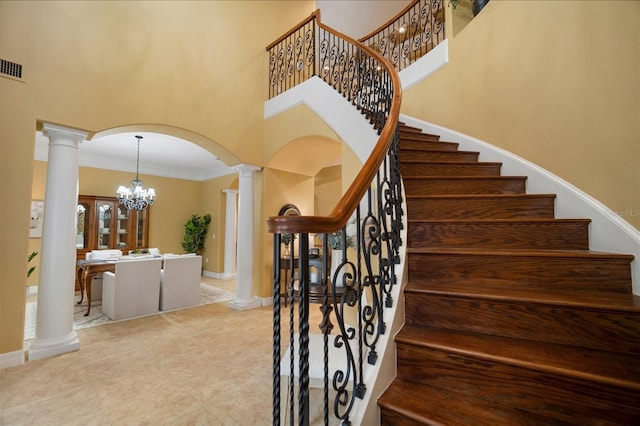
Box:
(268, 6), (414, 425)
(359, 0), (445, 72)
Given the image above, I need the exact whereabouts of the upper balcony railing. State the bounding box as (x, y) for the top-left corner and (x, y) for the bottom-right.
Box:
(266, 0), (445, 100)
(359, 0), (445, 72)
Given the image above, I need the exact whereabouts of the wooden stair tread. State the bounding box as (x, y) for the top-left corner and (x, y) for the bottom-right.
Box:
(406, 193), (556, 200)
(403, 176), (528, 181)
(405, 279), (640, 310)
(397, 324), (640, 391)
(407, 218), (590, 224)
(402, 148), (480, 155)
(406, 247), (635, 261)
(401, 160), (502, 166)
(379, 378), (563, 425)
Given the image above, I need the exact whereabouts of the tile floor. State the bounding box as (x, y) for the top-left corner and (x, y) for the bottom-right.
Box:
(1, 277), (335, 425)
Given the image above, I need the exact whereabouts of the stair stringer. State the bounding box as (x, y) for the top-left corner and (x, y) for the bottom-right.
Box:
(264, 76), (378, 163)
(400, 113), (640, 295)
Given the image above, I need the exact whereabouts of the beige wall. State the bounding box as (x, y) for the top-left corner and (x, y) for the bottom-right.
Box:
(260, 168), (315, 297)
(315, 165), (342, 216)
(200, 174), (239, 272)
(402, 0), (640, 230)
(0, 0), (316, 356)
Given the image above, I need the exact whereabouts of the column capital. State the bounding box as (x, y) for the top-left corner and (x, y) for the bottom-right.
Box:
(223, 188), (238, 195)
(232, 163), (261, 177)
(42, 123), (88, 144)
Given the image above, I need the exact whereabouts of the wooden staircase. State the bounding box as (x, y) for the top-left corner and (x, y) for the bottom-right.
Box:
(377, 123), (640, 425)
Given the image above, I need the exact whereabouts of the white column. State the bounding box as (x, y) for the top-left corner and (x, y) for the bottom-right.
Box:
(29, 123), (87, 361)
(222, 189), (238, 278)
(228, 164), (261, 311)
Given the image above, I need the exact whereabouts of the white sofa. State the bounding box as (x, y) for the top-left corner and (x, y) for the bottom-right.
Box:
(102, 258), (162, 320)
(159, 255), (202, 311)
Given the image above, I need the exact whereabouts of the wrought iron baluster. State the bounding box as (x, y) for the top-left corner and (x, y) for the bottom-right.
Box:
(273, 234), (282, 426)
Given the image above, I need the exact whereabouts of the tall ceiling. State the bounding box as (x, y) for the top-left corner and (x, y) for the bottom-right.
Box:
(34, 131), (233, 182)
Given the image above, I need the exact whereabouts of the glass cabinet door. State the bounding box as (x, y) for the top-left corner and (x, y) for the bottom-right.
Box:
(134, 209), (148, 248)
(116, 205), (129, 249)
(76, 203), (90, 249)
(97, 202), (113, 249)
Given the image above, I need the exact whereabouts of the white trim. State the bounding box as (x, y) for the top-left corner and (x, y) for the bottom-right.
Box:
(400, 114), (640, 295)
(0, 349), (26, 369)
(203, 270), (236, 280)
(27, 333), (80, 361)
(260, 296), (273, 307)
(398, 38), (449, 90)
(265, 76), (378, 163)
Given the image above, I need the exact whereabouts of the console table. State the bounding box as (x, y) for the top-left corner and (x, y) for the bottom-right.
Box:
(76, 260), (116, 316)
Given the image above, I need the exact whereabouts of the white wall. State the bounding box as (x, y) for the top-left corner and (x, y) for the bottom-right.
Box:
(316, 0), (413, 38)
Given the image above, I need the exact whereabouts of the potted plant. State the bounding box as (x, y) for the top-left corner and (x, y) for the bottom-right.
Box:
(181, 213), (212, 255)
(327, 230), (355, 287)
(281, 233), (296, 256)
(449, 0), (489, 16)
(27, 251), (38, 278)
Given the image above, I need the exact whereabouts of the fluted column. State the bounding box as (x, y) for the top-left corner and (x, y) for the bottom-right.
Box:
(29, 123), (87, 361)
(228, 164), (261, 310)
(222, 189), (238, 278)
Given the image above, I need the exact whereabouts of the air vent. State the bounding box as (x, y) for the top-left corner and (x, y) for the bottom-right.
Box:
(1, 58), (23, 79)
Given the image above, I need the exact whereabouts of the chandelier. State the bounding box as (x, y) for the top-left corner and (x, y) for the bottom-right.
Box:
(116, 135), (156, 210)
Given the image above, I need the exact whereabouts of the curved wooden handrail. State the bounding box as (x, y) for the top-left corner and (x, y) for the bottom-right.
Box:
(358, 0), (420, 42)
(266, 10), (402, 235)
(265, 10), (318, 51)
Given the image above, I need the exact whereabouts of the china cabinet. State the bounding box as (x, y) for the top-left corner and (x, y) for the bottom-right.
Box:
(76, 195), (150, 261)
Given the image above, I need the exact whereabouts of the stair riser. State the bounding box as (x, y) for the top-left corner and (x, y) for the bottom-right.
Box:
(407, 253), (632, 292)
(407, 221), (589, 249)
(395, 343), (640, 424)
(399, 132), (440, 142)
(404, 178), (526, 195)
(401, 151), (479, 162)
(399, 127), (438, 136)
(404, 294), (640, 353)
(406, 196), (555, 220)
(399, 140), (458, 152)
(401, 163), (501, 177)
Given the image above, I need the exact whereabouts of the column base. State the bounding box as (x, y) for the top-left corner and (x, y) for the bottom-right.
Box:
(228, 297), (261, 311)
(28, 331), (80, 361)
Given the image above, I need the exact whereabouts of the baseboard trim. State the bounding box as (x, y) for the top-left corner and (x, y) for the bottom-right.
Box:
(0, 349), (26, 369)
(203, 270), (236, 280)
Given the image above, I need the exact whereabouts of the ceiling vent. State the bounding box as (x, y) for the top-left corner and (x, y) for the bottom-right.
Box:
(1, 58), (23, 79)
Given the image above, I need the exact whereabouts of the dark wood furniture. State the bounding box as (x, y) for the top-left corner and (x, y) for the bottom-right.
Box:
(280, 257), (297, 307)
(76, 260), (116, 316)
(76, 195), (150, 262)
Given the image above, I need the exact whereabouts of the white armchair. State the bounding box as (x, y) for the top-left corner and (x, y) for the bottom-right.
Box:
(84, 249), (123, 301)
(102, 258), (162, 320)
(159, 255), (202, 311)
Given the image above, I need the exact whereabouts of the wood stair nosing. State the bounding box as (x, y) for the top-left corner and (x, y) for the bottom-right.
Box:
(406, 194), (557, 220)
(403, 291), (640, 353)
(394, 339), (640, 424)
(398, 139), (459, 151)
(403, 176), (528, 195)
(404, 280), (640, 307)
(400, 149), (480, 162)
(407, 249), (633, 291)
(407, 218), (590, 250)
(398, 123), (429, 133)
(396, 325), (640, 392)
(379, 378), (567, 426)
(398, 130), (441, 140)
(400, 162), (503, 177)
